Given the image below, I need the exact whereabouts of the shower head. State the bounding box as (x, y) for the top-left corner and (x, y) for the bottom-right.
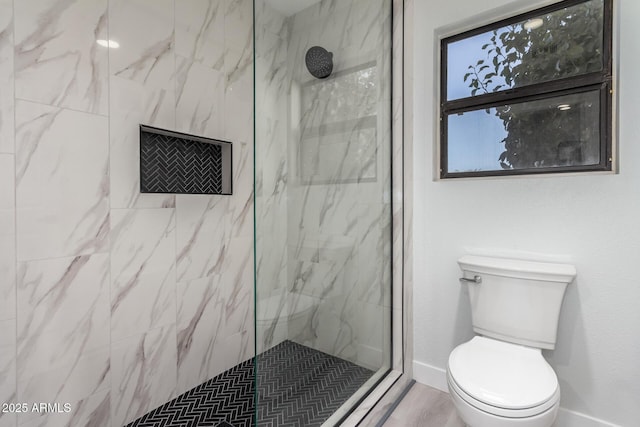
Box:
(305, 46), (333, 79)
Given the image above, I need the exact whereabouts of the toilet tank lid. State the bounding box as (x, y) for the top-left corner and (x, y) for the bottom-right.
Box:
(458, 255), (576, 283)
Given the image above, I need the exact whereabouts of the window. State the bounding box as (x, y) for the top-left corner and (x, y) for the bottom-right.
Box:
(440, 0), (613, 178)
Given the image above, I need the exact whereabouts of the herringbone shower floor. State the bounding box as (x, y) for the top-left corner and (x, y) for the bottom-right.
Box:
(126, 340), (375, 427)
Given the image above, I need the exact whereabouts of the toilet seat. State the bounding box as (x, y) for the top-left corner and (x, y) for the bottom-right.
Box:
(447, 370), (560, 418)
(447, 336), (560, 418)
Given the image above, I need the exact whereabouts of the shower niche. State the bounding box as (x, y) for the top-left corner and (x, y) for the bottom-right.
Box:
(139, 125), (232, 195)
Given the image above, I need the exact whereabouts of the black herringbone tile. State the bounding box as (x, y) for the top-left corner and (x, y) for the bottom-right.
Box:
(255, 342), (373, 427)
(140, 130), (224, 195)
(126, 341), (374, 427)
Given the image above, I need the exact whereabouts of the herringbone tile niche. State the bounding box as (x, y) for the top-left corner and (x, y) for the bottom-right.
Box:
(140, 125), (232, 195)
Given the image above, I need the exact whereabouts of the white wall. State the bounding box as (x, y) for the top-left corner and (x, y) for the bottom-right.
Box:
(412, 0), (640, 426)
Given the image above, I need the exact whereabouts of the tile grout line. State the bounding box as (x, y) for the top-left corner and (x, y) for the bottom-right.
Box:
(12, 0), (18, 425)
(105, 0), (113, 425)
(172, 0), (179, 404)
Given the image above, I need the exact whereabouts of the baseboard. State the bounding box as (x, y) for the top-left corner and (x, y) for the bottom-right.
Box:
(412, 360), (448, 392)
(412, 359), (622, 427)
(554, 408), (622, 427)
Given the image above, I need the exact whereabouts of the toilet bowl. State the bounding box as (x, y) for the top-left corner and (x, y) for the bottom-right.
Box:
(447, 336), (560, 427)
(448, 255), (576, 427)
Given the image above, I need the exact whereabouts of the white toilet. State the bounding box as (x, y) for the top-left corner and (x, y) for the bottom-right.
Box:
(447, 255), (576, 427)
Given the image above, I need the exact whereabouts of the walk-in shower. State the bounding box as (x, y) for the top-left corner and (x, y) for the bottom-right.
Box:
(255, 0), (393, 424)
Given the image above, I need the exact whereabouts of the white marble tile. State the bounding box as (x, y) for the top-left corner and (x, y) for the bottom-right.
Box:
(219, 236), (253, 336)
(13, 0), (108, 115)
(229, 142), (254, 239)
(289, 258), (348, 300)
(15, 254), (110, 425)
(175, 0), (225, 71)
(176, 195), (229, 282)
(0, 0), (13, 154)
(287, 186), (320, 237)
(16, 348), (110, 427)
(256, 289), (288, 353)
(258, 5), (404, 424)
(18, 388), (110, 427)
(176, 275), (225, 395)
(108, 0), (174, 87)
(255, 116), (286, 199)
(110, 209), (176, 342)
(354, 301), (386, 369)
(308, 294), (358, 362)
(254, 23), (287, 114)
(107, 0), (177, 212)
(224, 78), (252, 148)
(300, 70), (378, 130)
(224, 46), (252, 134)
(15, 101), (109, 261)
(109, 75), (175, 209)
(0, 319), (16, 427)
(254, 124), (286, 304)
(15, 254), (110, 376)
(225, 108), (254, 244)
(254, 3), (287, 318)
(300, 127), (377, 183)
(255, 1), (288, 40)
(177, 247), (251, 393)
(110, 324), (177, 427)
(344, 0), (388, 52)
(224, 0), (253, 53)
(0, 155), (15, 321)
(284, 28), (313, 84)
(355, 203), (392, 306)
(317, 184), (360, 236)
(175, 56), (225, 139)
(240, 314), (255, 363)
(254, 74), (287, 146)
(271, 0), (395, 372)
(210, 329), (253, 375)
(255, 196), (288, 297)
(289, 2), (344, 47)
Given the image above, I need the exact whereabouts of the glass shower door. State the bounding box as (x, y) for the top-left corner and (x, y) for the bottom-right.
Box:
(254, 0), (392, 424)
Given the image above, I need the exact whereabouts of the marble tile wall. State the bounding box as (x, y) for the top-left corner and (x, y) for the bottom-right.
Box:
(0, 0), (13, 155)
(254, 1), (291, 353)
(0, 10), (14, 427)
(0, 1), (254, 426)
(0, 155), (16, 427)
(285, 0), (392, 369)
(254, 0), (393, 370)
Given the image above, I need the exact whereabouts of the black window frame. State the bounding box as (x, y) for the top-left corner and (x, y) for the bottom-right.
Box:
(439, 0), (613, 179)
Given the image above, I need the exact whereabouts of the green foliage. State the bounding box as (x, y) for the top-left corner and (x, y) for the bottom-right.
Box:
(465, 0), (604, 169)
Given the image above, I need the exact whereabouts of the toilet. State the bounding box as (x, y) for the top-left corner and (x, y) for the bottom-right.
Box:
(447, 255), (576, 427)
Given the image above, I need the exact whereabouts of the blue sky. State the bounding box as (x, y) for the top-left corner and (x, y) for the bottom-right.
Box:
(446, 31), (510, 172)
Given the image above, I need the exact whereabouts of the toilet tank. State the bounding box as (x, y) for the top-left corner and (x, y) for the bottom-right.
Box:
(458, 255), (576, 350)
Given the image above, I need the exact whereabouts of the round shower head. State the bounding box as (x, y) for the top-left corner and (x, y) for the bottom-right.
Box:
(305, 46), (333, 79)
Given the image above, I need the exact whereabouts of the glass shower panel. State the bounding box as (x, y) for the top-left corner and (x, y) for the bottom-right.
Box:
(255, 0), (392, 424)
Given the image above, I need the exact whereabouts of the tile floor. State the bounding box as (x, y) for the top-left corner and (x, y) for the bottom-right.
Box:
(384, 383), (465, 427)
(126, 340), (374, 426)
